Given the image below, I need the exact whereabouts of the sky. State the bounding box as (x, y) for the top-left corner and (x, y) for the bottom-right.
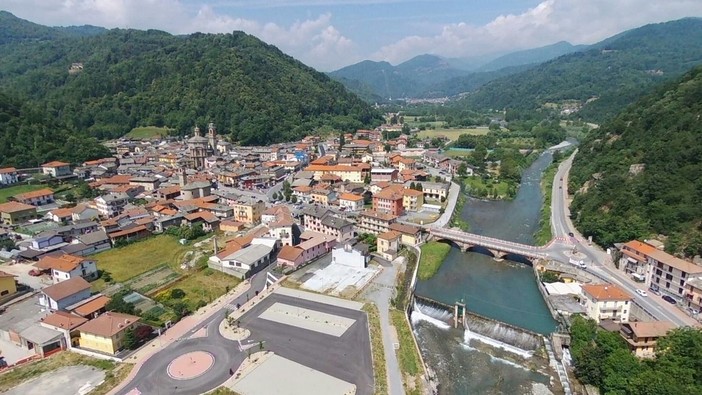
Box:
(2, 0), (702, 71)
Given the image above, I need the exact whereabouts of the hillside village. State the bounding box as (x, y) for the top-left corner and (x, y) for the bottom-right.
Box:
(0, 119), (464, 365)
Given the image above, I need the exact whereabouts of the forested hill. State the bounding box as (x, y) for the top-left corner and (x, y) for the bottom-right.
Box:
(0, 12), (381, 145)
(0, 92), (111, 168)
(569, 67), (702, 257)
(460, 18), (702, 122)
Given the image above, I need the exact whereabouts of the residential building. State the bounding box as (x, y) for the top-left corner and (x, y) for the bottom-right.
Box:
(41, 161), (72, 177)
(338, 193), (364, 212)
(40, 311), (89, 348)
(69, 294), (111, 319)
(129, 176), (160, 191)
(0, 270), (17, 298)
(76, 312), (141, 355)
(389, 222), (422, 246)
(377, 231), (401, 261)
(408, 181), (450, 200)
(35, 254), (98, 283)
(0, 167), (18, 185)
(95, 193), (130, 218)
(0, 201), (37, 225)
(402, 188), (424, 212)
(292, 186), (312, 204)
(581, 283), (632, 323)
(357, 210), (397, 235)
(310, 188), (334, 206)
(397, 158), (416, 172)
(370, 168), (398, 183)
(619, 321), (675, 358)
(320, 215), (354, 242)
(12, 188), (54, 206)
(72, 205), (100, 222)
(231, 198), (265, 225)
(40, 277), (92, 311)
(47, 208), (73, 223)
(276, 231), (335, 269)
(303, 164), (370, 183)
(684, 276), (702, 313)
(373, 187), (404, 216)
(108, 225), (151, 245)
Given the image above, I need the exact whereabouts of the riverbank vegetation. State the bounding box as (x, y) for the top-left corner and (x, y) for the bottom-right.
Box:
(570, 315), (702, 394)
(569, 67), (702, 256)
(363, 303), (389, 395)
(418, 242), (452, 280)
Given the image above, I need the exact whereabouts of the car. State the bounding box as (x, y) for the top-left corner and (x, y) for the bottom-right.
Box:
(635, 289), (648, 297)
(662, 295), (677, 305)
(28, 269), (42, 277)
(568, 232), (575, 237)
(648, 287), (661, 296)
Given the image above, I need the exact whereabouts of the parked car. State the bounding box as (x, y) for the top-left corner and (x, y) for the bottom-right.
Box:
(568, 232), (575, 237)
(648, 287), (661, 296)
(662, 295), (677, 305)
(28, 269), (42, 277)
(635, 289), (648, 297)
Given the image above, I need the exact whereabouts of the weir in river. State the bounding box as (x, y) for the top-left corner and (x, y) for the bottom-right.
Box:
(413, 150), (561, 394)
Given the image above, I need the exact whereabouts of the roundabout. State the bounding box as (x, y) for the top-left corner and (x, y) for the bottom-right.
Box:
(167, 351), (216, 380)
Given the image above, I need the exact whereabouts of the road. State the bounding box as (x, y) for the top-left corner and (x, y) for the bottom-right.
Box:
(552, 152), (698, 327)
(114, 270), (270, 395)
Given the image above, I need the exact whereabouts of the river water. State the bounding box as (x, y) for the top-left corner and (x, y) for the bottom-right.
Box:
(414, 151), (559, 394)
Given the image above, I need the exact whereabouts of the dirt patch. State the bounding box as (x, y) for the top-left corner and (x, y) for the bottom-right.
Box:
(126, 265), (181, 294)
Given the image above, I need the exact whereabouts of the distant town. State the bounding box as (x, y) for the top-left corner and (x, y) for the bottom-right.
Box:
(0, 116), (700, 395)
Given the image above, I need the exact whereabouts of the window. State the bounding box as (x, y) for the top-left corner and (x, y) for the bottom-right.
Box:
(669, 266), (673, 273)
(666, 273), (673, 280)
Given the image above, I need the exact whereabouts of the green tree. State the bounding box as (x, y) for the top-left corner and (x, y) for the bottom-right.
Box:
(457, 163), (468, 177)
(106, 291), (137, 315)
(123, 328), (139, 350)
(290, 195), (298, 204)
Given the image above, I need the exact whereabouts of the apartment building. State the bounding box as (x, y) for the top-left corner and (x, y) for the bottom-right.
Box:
(357, 210), (397, 235)
(581, 283), (632, 323)
(231, 198), (266, 225)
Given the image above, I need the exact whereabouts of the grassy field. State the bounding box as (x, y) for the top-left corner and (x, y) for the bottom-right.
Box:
(444, 148), (473, 157)
(463, 176), (512, 199)
(0, 184), (48, 203)
(418, 241), (451, 280)
(363, 303), (388, 395)
(164, 268), (241, 311)
(92, 235), (190, 291)
(417, 127), (489, 142)
(125, 126), (173, 139)
(0, 352), (132, 394)
(534, 163), (558, 245)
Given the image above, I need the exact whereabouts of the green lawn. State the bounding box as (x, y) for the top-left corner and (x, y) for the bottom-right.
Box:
(417, 127), (489, 142)
(0, 184), (48, 203)
(166, 269), (242, 312)
(390, 309), (423, 394)
(363, 303), (389, 395)
(418, 241), (451, 280)
(125, 126), (173, 139)
(92, 235), (190, 290)
(463, 176), (512, 199)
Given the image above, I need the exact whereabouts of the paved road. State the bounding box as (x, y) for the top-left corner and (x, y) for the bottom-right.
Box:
(552, 152), (698, 327)
(115, 271), (270, 395)
(361, 258), (404, 395)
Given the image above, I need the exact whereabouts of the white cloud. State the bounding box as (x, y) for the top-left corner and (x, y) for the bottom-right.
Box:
(1, 0), (357, 70)
(373, 0), (702, 64)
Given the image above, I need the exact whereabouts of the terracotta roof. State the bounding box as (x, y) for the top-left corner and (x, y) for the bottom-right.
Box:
(582, 284), (632, 301)
(277, 245), (303, 262)
(41, 161), (70, 167)
(378, 230), (401, 240)
(0, 167), (17, 174)
(108, 225), (149, 238)
(304, 164), (370, 172)
(102, 175), (132, 185)
(13, 188), (54, 200)
(359, 209), (397, 222)
(623, 321), (675, 338)
(0, 201), (36, 213)
(623, 240), (657, 255)
(185, 211), (219, 223)
(71, 295), (111, 317)
(49, 208), (74, 218)
(403, 189), (423, 197)
(35, 254), (86, 272)
(0, 270), (16, 278)
(77, 312), (140, 338)
(339, 193), (364, 201)
(389, 222), (420, 235)
(41, 311), (88, 330)
(42, 277), (91, 301)
(293, 186), (312, 193)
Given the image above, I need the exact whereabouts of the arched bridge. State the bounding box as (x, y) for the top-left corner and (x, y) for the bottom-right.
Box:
(429, 227), (565, 262)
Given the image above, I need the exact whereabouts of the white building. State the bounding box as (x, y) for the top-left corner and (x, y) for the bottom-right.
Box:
(0, 167), (18, 186)
(41, 161), (72, 178)
(208, 244), (273, 279)
(94, 193), (129, 218)
(581, 283), (632, 323)
(35, 254), (98, 284)
(338, 193), (365, 212)
(331, 243), (369, 268)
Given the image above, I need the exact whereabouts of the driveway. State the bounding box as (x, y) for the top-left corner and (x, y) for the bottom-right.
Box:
(0, 262), (51, 290)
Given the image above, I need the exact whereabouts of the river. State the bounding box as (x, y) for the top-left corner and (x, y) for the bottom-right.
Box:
(414, 151), (559, 394)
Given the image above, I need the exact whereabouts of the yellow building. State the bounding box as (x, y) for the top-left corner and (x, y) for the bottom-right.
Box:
(303, 164), (370, 183)
(232, 198), (266, 225)
(0, 201), (37, 225)
(377, 230), (401, 261)
(402, 189), (424, 212)
(77, 312), (140, 354)
(0, 271), (17, 297)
